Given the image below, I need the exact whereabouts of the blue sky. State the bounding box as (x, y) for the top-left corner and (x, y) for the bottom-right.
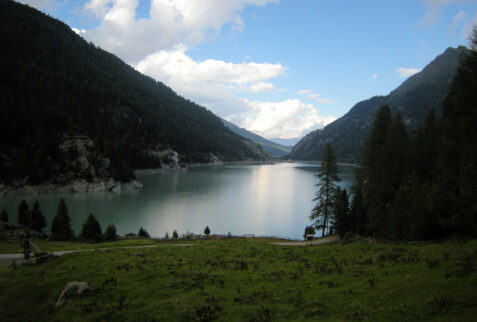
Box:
(19, 0), (477, 139)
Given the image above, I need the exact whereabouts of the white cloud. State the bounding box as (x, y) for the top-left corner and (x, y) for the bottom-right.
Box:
(464, 11), (477, 38)
(371, 73), (379, 79)
(420, 0), (477, 27)
(298, 89), (313, 95)
(135, 44), (286, 116)
(395, 67), (421, 78)
(18, 0), (55, 9)
(307, 93), (320, 99)
(72, 27), (86, 35)
(233, 99), (336, 139)
(248, 82), (275, 93)
(81, 0), (278, 63)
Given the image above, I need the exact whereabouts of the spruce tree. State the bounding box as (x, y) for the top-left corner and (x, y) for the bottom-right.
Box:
(204, 226), (211, 237)
(1, 209), (8, 223)
(310, 143), (340, 237)
(333, 188), (351, 238)
(350, 185), (366, 235)
(103, 224), (117, 241)
(138, 227), (150, 238)
(30, 201), (46, 233)
(17, 199), (30, 227)
(51, 198), (74, 241)
(80, 214), (102, 241)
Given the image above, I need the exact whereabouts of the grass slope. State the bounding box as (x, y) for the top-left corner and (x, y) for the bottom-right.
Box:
(1, 238), (476, 321)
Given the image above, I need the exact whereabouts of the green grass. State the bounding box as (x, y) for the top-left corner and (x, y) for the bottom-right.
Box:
(1, 238), (476, 321)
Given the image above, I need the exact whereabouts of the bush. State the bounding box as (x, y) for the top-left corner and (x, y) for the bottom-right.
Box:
(138, 227), (150, 238)
(51, 199), (74, 241)
(80, 214), (102, 241)
(103, 224), (117, 241)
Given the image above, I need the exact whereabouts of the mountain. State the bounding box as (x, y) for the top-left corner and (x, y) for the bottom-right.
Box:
(269, 137), (300, 147)
(222, 120), (291, 157)
(0, 0), (270, 187)
(289, 46), (469, 162)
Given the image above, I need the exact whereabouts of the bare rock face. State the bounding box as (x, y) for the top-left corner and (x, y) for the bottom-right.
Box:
(56, 281), (94, 308)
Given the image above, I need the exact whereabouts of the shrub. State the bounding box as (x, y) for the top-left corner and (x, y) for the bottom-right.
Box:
(103, 224), (117, 241)
(81, 214), (102, 241)
(138, 227), (150, 238)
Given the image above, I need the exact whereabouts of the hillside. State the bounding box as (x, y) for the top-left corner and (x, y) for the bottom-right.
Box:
(289, 46), (468, 162)
(0, 1), (270, 187)
(1, 235), (476, 321)
(222, 120), (291, 157)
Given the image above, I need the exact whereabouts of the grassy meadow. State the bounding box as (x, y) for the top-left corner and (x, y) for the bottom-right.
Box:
(1, 237), (476, 321)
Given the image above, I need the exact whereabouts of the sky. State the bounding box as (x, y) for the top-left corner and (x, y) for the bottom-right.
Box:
(18, 0), (477, 140)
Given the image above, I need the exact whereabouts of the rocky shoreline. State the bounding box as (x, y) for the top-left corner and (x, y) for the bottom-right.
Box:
(0, 178), (143, 197)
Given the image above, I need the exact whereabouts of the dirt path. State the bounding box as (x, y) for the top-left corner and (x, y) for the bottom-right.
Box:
(271, 235), (340, 246)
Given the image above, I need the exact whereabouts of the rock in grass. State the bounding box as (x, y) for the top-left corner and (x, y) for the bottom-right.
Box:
(56, 281), (94, 308)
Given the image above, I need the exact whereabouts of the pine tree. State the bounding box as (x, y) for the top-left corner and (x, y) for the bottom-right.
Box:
(350, 185), (366, 235)
(172, 230), (179, 239)
(17, 199), (30, 227)
(30, 201), (46, 233)
(80, 214), (102, 241)
(1, 209), (8, 223)
(333, 188), (351, 238)
(103, 224), (117, 241)
(138, 227), (150, 238)
(51, 198), (74, 241)
(310, 143), (340, 237)
(204, 226), (211, 237)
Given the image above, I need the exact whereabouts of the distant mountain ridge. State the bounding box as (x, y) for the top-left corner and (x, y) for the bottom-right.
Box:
(0, 0), (270, 187)
(222, 120), (291, 157)
(289, 46), (469, 162)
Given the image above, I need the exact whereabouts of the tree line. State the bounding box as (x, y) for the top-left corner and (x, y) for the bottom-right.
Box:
(310, 29), (477, 240)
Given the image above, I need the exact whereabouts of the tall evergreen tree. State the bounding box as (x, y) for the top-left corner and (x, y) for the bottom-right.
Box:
(332, 187), (351, 238)
(80, 214), (102, 241)
(438, 27), (477, 237)
(51, 198), (74, 241)
(30, 201), (46, 233)
(17, 199), (30, 227)
(310, 143), (340, 237)
(1, 209), (8, 223)
(350, 185), (366, 235)
(103, 224), (117, 241)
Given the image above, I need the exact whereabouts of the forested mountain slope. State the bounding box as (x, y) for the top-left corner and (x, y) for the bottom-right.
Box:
(222, 120), (291, 157)
(0, 0), (269, 185)
(289, 46), (468, 162)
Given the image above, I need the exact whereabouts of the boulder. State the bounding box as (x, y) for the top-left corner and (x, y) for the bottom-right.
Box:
(56, 281), (94, 308)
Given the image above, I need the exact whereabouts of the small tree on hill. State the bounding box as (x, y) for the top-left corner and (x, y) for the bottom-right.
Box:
(310, 143), (340, 237)
(17, 199), (30, 227)
(204, 226), (211, 237)
(51, 198), (74, 241)
(30, 201), (46, 233)
(1, 209), (9, 223)
(80, 214), (102, 241)
(138, 227), (150, 238)
(164, 231), (169, 239)
(172, 229), (179, 239)
(103, 224), (117, 241)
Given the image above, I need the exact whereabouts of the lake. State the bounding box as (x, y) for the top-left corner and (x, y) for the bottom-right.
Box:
(0, 162), (355, 240)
